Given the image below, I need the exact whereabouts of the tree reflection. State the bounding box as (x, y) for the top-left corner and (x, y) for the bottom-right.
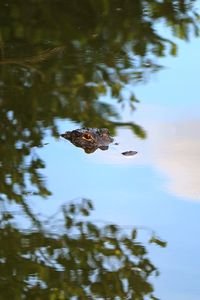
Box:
(0, 0), (199, 201)
(0, 199), (166, 299)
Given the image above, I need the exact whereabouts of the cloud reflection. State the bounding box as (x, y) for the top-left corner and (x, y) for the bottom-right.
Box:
(152, 120), (200, 201)
(91, 120), (200, 201)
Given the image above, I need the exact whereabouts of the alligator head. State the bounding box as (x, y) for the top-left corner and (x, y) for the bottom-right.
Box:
(61, 128), (114, 153)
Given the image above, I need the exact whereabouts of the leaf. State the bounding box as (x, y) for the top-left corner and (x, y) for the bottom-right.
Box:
(170, 43), (177, 56)
(149, 236), (167, 248)
(131, 229), (137, 240)
(65, 216), (73, 229)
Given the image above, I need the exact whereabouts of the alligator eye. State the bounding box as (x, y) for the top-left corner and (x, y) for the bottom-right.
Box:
(82, 133), (93, 141)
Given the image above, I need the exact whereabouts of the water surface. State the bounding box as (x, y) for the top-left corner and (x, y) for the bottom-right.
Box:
(0, 1), (200, 299)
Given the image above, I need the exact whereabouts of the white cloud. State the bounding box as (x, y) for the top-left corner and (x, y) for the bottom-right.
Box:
(151, 120), (200, 201)
(91, 119), (200, 201)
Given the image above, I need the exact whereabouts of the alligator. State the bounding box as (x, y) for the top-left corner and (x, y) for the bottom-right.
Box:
(61, 127), (137, 156)
(61, 128), (114, 153)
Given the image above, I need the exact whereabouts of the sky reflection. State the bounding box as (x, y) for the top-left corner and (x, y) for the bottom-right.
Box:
(27, 34), (200, 300)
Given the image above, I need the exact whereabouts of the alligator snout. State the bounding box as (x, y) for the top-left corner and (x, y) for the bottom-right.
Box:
(60, 132), (71, 140)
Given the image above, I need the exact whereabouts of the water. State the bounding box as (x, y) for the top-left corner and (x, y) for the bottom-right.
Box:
(0, 1), (200, 299)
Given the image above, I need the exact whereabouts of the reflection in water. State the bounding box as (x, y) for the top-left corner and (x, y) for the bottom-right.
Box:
(94, 124), (200, 201)
(0, 199), (166, 299)
(152, 121), (200, 201)
(0, 1), (199, 296)
(0, 0), (199, 203)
